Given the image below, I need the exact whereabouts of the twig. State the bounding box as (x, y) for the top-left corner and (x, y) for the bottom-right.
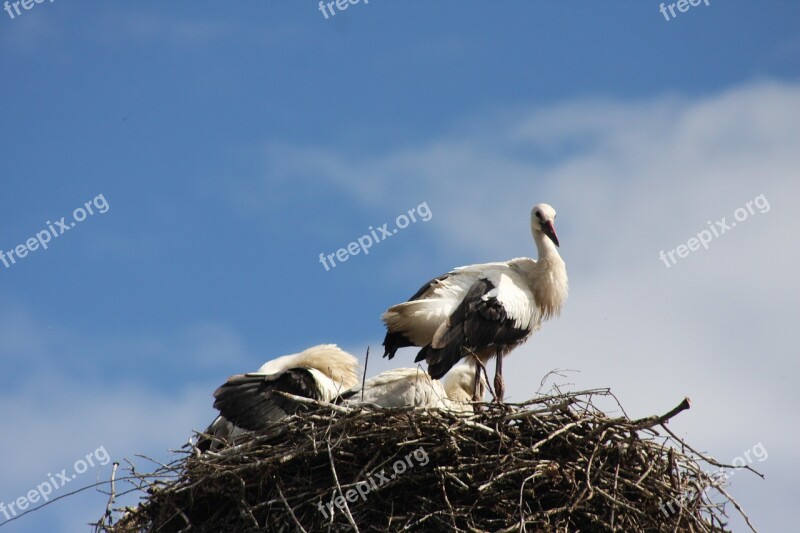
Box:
(277, 483), (308, 533)
(361, 346), (369, 403)
(327, 442), (360, 533)
(631, 397), (691, 431)
(102, 462), (119, 525)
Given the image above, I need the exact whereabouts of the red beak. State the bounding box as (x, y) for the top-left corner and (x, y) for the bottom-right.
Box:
(542, 220), (560, 247)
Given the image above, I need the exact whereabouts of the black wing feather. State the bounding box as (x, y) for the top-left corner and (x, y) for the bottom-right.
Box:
(196, 415), (238, 452)
(211, 368), (319, 431)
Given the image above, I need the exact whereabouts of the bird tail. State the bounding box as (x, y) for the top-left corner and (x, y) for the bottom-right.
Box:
(382, 299), (452, 358)
(415, 344), (462, 380)
(382, 331), (414, 359)
(381, 304), (424, 359)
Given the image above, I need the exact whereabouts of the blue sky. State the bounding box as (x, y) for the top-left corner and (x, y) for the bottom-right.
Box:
(1, 2), (798, 531)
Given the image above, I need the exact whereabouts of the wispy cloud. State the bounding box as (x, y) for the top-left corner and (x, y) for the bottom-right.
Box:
(0, 373), (213, 532)
(0, 307), (235, 531)
(239, 81), (799, 267)
(0, 307), (254, 384)
(116, 13), (236, 48)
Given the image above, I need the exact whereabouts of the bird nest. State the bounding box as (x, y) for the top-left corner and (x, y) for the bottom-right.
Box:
(95, 389), (758, 532)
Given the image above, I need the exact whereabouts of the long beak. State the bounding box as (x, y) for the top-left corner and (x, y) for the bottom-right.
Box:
(542, 220), (560, 247)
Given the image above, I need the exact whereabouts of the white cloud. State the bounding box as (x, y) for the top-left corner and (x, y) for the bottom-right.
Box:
(0, 372), (215, 533)
(115, 13), (236, 48)
(0, 307), (248, 531)
(0, 307), (253, 381)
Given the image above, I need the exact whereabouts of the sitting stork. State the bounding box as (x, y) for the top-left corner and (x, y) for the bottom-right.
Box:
(342, 362), (484, 413)
(381, 203), (568, 402)
(196, 344), (359, 451)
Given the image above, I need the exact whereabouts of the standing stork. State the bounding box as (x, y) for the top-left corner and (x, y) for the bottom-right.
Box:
(381, 203), (568, 402)
(196, 344), (359, 451)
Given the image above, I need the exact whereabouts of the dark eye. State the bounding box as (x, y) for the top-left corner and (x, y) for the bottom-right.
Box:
(535, 211), (543, 220)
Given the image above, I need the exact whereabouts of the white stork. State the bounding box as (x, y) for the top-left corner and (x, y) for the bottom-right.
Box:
(342, 362), (484, 413)
(197, 344), (359, 451)
(381, 203), (568, 402)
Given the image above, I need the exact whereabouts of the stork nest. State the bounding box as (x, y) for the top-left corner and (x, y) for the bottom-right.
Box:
(95, 389), (758, 532)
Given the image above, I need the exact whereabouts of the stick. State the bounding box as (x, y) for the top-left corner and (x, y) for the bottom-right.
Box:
(276, 483), (309, 533)
(326, 443), (360, 532)
(361, 346), (370, 403)
(631, 397), (691, 430)
(103, 462), (119, 524)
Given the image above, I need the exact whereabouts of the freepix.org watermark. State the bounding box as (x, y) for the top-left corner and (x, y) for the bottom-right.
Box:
(318, 201), (432, 271)
(316, 446), (429, 518)
(3, 0), (55, 21)
(0, 445), (111, 523)
(658, 441), (768, 518)
(0, 193), (110, 271)
(318, 0), (368, 20)
(659, 0), (711, 22)
(659, 193), (769, 268)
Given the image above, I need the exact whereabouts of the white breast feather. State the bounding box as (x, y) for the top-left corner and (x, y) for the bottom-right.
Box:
(487, 271), (537, 330)
(355, 368), (449, 408)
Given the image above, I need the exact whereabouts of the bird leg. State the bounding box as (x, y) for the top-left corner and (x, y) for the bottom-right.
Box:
(494, 350), (505, 402)
(472, 359), (486, 402)
(473, 359), (487, 403)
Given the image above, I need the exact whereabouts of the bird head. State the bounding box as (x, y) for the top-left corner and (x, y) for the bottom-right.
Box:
(443, 362), (487, 403)
(256, 345), (360, 390)
(530, 203), (560, 247)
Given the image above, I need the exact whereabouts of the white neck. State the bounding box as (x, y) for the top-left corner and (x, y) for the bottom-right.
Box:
(444, 383), (473, 403)
(533, 230), (560, 261)
(528, 230), (568, 319)
(442, 365), (481, 402)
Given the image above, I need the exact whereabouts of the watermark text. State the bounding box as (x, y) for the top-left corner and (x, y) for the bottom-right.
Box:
(1, 193), (110, 271)
(0, 445), (111, 523)
(659, 0), (710, 22)
(316, 446), (428, 518)
(659, 193), (769, 268)
(4, 0), (56, 21)
(658, 441), (767, 517)
(318, 0), (368, 20)
(318, 201), (432, 271)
